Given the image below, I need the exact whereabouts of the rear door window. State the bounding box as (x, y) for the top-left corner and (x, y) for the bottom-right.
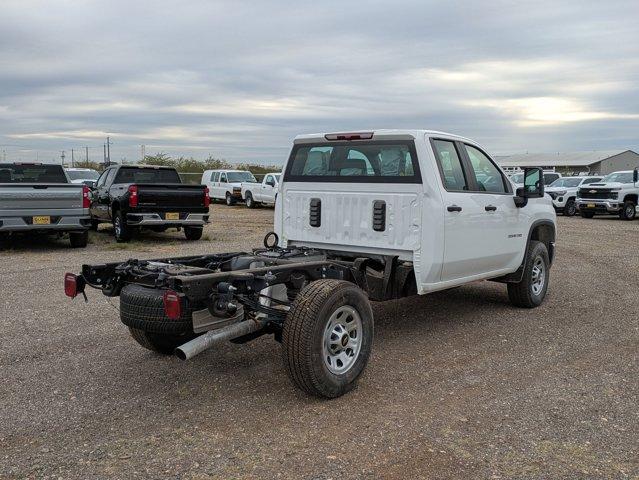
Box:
(285, 141), (421, 183)
(431, 140), (468, 191)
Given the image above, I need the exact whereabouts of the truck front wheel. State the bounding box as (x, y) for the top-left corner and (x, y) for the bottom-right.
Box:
(507, 240), (550, 308)
(619, 201), (636, 220)
(282, 279), (373, 398)
(225, 192), (235, 206)
(245, 192), (257, 208)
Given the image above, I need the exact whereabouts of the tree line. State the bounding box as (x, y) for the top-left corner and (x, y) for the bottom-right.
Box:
(71, 153), (281, 175)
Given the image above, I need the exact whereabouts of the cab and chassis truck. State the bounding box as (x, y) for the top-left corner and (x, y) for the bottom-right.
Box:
(66, 130), (556, 398)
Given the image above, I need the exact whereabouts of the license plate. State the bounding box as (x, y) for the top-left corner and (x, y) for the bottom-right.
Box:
(587, 204), (596, 208)
(32, 216), (51, 225)
(165, 212), (180, 220)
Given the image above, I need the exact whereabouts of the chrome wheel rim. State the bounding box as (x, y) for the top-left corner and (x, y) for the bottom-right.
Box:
(322, 305), (362, 375)
(114, 217), (121, 237)
(626, 205), (634, 217)
(531, 257), (545, 296)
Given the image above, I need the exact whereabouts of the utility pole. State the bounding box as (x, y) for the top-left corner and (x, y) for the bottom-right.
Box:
(85, 146), (89, 162)
(103, 143), (107, 166)
(106, 136), (112, 166)
(61, 150), (66, 165)
(141, 144), (145, 163)
(71, 148), (75, 167)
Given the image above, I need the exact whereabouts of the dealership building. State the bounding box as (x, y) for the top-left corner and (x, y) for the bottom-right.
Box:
(495, 150), (639, 175)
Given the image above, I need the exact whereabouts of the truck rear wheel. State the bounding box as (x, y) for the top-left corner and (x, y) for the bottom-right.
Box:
(113, 211), (133, 242)
(282, 279), (373, 398)
(184, 226), (203, 240)
(619, 201), (636, 220)
(507, 240), (550, 308)
(128, 328), (198, 355)
(69, 230), (88, 248)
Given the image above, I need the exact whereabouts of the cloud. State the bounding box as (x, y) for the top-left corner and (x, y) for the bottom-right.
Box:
(1, 0), (638, 164)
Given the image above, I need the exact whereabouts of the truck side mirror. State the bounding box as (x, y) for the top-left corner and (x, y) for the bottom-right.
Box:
(514, 167), (544, 208)
(634, 168), (638, 183)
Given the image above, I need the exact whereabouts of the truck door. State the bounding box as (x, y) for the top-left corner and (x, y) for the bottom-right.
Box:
(262, 175), (276, 202)
(93, 167), (116, 220)
(432, 139), (523, 281)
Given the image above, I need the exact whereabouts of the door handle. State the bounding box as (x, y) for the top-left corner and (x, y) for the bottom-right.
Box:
(485, 205), (497, 211)
(447, 205), (462, 212)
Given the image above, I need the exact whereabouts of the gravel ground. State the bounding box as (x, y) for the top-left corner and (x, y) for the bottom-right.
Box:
(1, 205), (637, 479)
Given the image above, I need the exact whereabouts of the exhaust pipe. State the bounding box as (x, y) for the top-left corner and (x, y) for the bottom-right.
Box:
(175, 319), (265, 360)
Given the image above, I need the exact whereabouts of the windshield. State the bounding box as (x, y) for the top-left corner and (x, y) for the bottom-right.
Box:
(0, 164), (68, 183)
(550, 178), (582, 188)
(66, 169), (99, 181)
(227, 171), (257, 183)
(602, 172), (634, 184)
(114, 167), (181, 184)
(510, 173), (524, 183)
(273, 174), (281, 181)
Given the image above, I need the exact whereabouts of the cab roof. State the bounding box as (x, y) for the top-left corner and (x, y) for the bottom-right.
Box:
(294, 129), (475, 144)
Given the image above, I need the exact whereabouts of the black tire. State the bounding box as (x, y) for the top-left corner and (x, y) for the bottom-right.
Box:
(245, 192), (256, 208)
(564, 199), (577, 217)
(113, 210), (133, 242)
(507, 241), (550, 308)
(69, 230), (88, 248)
(619, 201), (636, 220)
(225, 193), (235, 206)
(120, 284), (195, 334)
(282, 279), (374, 398)
(90, 219), (99, 231)
(128, 327), (198, 355)
(580, 210), (595, 219)
(184, 226), (203, 240)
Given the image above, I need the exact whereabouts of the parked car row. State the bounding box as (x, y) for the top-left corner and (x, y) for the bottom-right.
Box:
(508, 169), (639, 220)
(201, 169), (281, 207)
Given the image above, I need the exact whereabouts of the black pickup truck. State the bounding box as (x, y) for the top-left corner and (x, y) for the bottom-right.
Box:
(90, 165), (210, 242)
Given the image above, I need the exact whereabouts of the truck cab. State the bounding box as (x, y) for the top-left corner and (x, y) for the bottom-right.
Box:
(276, 130), (556, 293)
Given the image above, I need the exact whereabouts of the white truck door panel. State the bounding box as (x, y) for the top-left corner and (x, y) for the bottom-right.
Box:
(282, 186), (421, 256)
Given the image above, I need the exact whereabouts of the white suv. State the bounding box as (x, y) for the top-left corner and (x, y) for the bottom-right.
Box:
(201, 169), (257, 205)
(545, 176), (602, 216)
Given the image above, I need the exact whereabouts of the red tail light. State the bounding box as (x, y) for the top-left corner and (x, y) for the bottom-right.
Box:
(128, 185), (138, 208)
(163, 290), (182, 320)
(82, 185), (91, 208)
(204, 186), (210, 208)
(324, 132), (374, 141)
(64, 273), (78, 298)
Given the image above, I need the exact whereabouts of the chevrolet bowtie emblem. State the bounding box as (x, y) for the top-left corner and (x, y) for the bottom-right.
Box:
(589, 190), (597, 193)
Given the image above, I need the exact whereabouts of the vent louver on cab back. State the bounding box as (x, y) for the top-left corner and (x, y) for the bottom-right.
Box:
(310, 198), (321, 227)
(373, 200), (386, 232)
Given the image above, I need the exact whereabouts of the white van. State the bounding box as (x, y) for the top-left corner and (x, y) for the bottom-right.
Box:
(201, 169), (257, 205)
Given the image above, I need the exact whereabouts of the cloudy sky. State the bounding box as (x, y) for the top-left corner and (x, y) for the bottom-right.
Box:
(1, 0), (638, 165)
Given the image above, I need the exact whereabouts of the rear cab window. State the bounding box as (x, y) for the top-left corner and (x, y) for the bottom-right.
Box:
(284, 140), (421, 183)
(114, 167), (181, 184)
(0, 164), (68, 183)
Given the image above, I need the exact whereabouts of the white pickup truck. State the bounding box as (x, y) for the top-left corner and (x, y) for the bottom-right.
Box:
(241, 172), (280, 208)
(576, 170), (639, 220)
(69, 130), (556, 398)
(545, 175), (602, 216)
